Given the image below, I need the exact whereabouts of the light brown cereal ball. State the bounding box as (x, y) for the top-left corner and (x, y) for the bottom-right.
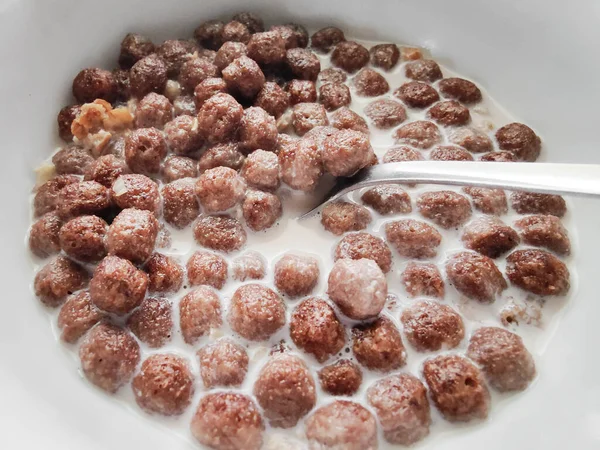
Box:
(278, 136), (323, 191)
(215, 41), (248, 72)
(319, 82), (351, 111)
(79, 323), (140, 393)
(428, 100), (471, 127)
(370, 43), (400, 70)
(288, 79), (317, 104)
(395, 81), (440, 108)
(385, 219), (442, 259)
(179, 286), (222, 345)
(238, 107), (278, 153)
(233, 12), (264, 34)
(107, 208), (158, 264)
(446, 251), (507, 302)
(34, 175), (79, 217)
(163, 115), (203, 156)
(197, 92), (244, 143)
(515, 214), (570, 255)
(195, 166), (246, 213)
(449, 127), (493, 153)
(364, 99), (406, 129)
(193, 215), (247, 252)
(394, 120), (441, 149)
(178, 57), (218, 92)
(318, 67), (347, 85)
(190, 393), (264, 450)
(222, 56), (265, 98)
(328, 258), (387, 320)
(439, 77), (482, 104)
(132, 354), (194, 416)
(72, 68), (117, 103)
(56, 181), (111, 219)
(334, 232), (392, 273)
(254, 81), (290, 118)
(401, 300), (464, 352)
(417, 190), (472, 229)
(463, 187), (507, 215)
(273, 254), (320, 297)
(319, 360), (362, 396)
(156, 39), (197, 77)
(111, 174), (160, 214)
(52, 145), (94, 175)
(84, 154), (130, 188)
(59, 215), (108, 263)
(240, 149), (280, 191)
(495, 122), (541, 161)
(198, 339), (249, 388)
(253, 353), (316, 428)
(198, 142), (245, 172)
(291, 102), (328, 135)
(119, 33), (155, 69)
(34, 256), (88, 307)
(144, 253), (183, 293)
(331, 41), (369, 73)
(430, 145), (474, 161)
(322, 129), (373, 177)
(353, 68), (390, 97)
(57, 290), (104, 343)
(242, 189), (282, 231)
(129, 54), (168, 98)
(321, 201), (372, 235)
(222, 20), (251, 44)
(228, 284), (285, 341)
(367, 373), (431, 445)
(127, 298), (173, 348)
(361, 185), (411, 216)
(286, 48), (321, 81)
(383, 146), (424, 163)
(401, 262), (445, 299)
(480, 151), (517, 162)
(232, 252), (266, 281)
(506, 249), (570, 296)
(193, 77), (228, 108)
(135, 93), (173, 129)
(90, 255), (147, 314)
(510, 191), (566, 217)
(124, 127), (167, 174)
(405, 59), (443, 82)
(194, 20), (224, 50)
(330, 106), (369, 133)
(29, 213), (62, 258)
(423, 354), (490, 422)
(311, 27), (346, 52)
(306, 400), (377, 450)
(161, 155), (198, 182)
(162, 178), (200, 229)
(186, 251), (228, 289)
(247, 31), (286, 66)
(462, 216), (520, 258)
(353, 317), (406, 372)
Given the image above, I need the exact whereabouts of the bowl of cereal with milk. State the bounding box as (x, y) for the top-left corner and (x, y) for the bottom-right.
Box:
(2, 0), (600, 449)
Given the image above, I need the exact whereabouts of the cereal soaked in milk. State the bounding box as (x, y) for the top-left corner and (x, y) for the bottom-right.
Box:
(28, 13), (576, 450)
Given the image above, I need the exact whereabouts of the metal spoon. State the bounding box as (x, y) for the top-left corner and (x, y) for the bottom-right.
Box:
(300, 161), (600, 218)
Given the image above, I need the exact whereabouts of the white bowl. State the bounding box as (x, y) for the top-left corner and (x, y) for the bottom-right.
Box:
(2, 0), (599, 448)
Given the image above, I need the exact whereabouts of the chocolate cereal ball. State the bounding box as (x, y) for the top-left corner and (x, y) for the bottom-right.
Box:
(197, 93), (244, 143)
(178, 57), (218, 92)
(496, 122), (541, 161)
(162, 178), (200, 229)
(119, 33), (155, 69)
(194, 20), (224, 50)
(84, 154), (130, 188)
(125, 127), (167, 174)
(462, 216), (519, 258)
(232, 12), (264, 34)
(292, 102), (328, 135)
(57, 104), (81, 141)
(401, 262), (445, 299)
(144, 253), (183, 293)
(72, 68), (117, 103)
(198, 338), (249, 388)
(135, 93), (173, 129)
(353, 68), (389, 97)
(286, 48), (321, 81)
(463, 187), (507, 215)
(254, 353), (316, 428)
(328, 258), (387, 320)
(222, 56), (265, 99)
(190, 393), (264, 450)
(193, 77), (228, 108)
(319, 82), (351, 111)
(193, 215), (247, 252)
(370, 43), (400, 70)
(278, 136), (323, 191)
(222, 20), (251, 44)
(238, 107), (278, 153)
(163, 115), (204, 155)
(132, 354), (193, 416)
(446, 251), (507, 302)
(161, 155), (198, 182)
(195, 166), (246, 213)
(287, 79), (317, 104)
(334, 232), (392, 273)
(215, 41), (248, 72)
(428, 100), (470, 127)
(187, 251), (228, 289)
(198, 142), (245, 172)
(242, 189), (282, 231)
(319, 359), (362, 396)
(331, 41), (369, 73)
(241, 150), (280, 191)
(228, 284), (286, 341)
(480, 151), (517, 162)
(395, 81), (440, 109)
(322, 129), (373, 177)
(34, 175), (79, 217)
(330, 106), (369, 133)
(385, 219), (442, 259)
(515, 214), (571, 255)
(394, 120), (441, 149)
(254, 81), (290, 118)
(311, 27), (345, 52)
(59, 215), (108, 263)
(179, 286), (222, 344)
(57, 290), (105, 343)
(318, 67), (347, 85)
(405, 59), (443, 82)
(79, 323), (140, 393)
(156, 39), (197, 77)
(127, 297), (173, 348)
(29, 213), (62, 258)
(247, 31), (286, 66)
(321, 201), (372, 235)
(506, 249), (570, 296)
(107, 208), (158, 264)
(367, 374), (431, 445)
(449, 127), (493, 153)
(90, 256), (148, 314)
(417, 191), (472, 229)
(112, 68), (131, 101)
(353, 317), (406, 372)
(364, 99), (406, 129)
(56, 181), (111, 219)
(423, 354), (490, 422)
(129, 54), (168, 98)
(271, 23), (308, 49)
(111, 174), (160, 213)
(439, 77), (482, 104)
(361, 185), (412, 215)
(274, 254), (320, 297)
(468, 327), (536, 392)
(401, 300), (465, 352)
(383, 146), (424, 163)
(232, 252), (266, 281)
(306, 400), (377, 450)
(430, 145), (474, 161)
(34, 256), (88, 307)
(52, 145), (94, 175)
(510, 191), (567, 217)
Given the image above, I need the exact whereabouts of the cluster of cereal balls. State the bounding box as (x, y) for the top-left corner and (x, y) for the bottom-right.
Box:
(29, 10), (573, 450)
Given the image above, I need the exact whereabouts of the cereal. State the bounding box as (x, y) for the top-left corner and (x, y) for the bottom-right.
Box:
(278, 137), (323, 191)
(72, 68), (117, 103)
(319, 359), (362, 396)
(334, 232), (392, 273)
(163, 115), (204, 156)
(193, 215), (247, 252)
(57, 291), (105, 343)
(107, 208), (158, 264)
(222, 56), (265, 98)
(361, 185), (412, 215)
(364, 99), (406, 128)
(135, 92), (173, 129)
(156, 39), (197, 77)
(428, 100), (471, 126)
(370, 43), (400, 70)
(84, 154), (130, 188)
(271, 23), (309, 49)
(331, 41), (369, 72)
(194, 20), (224, 50)
(274, 254), (320, 297)
(222, 21), (251, 44)
(161, 155), (198, 182)
(322, 129), (373, 176)
(506, 249), (570, 296)
(254, 82), (290, 118)
(287, 79), (317, 104)
(34, 256), (88, 307)
(232, 252), (266, 281)
(449, 127), (493, 153)
(292, 102), (328, 135)
(198, 339), (249, 388)
(57, 104), (81, 141)
(178, 56), (218, 92)
(394, 120), (441, 149)
(111, 174), (160, 213)
(430, 145), (474, 161)
(124, 127), (167, 174)
(119, 33), (155, 69)
(439, 77), (482, 104)
(510, 191), (567, 217)
(446, 251), (507, 302)
(127, 298), (173, 348)
(179, 286), (222, 344)
(405, 59), (443, 82)
(463, 187), (508, 215)
(353, 68), (389, 96)
(59, 215), (108, 263)
(198, 142), (245, 172)
(385, 219), (442, 259)
(286, 48), (321, 81)
(239, 107), (278, 153)
(196, 93), (244, 143)
(56, 181), (111, 220)
(129, 54), (168, 98)
(29, 213), (62, 258)
(247, 31), (286, 66)
(395, 81), (440, 108)
(52, 145), (94, 175)
(321, 201), (372, 235)
(330, 107), (369, 133)
(242, 189), (282, 231)
(193, 77), (228, 108)
(401, 262), (445, 299)
(144, 253), (184, 293)
(162, 178), (201, 229)
(352, 317), (406, 372)
(417, 190), (472, 229)
(462, 216), (519, 258)
(228, 284), (286, 341)
(496, 123), (542, 161)
(319, 82), (351, 111)
(187, 251), (228, 289)
(514, 214), (571, 255)
(311, 27), (346, 52)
